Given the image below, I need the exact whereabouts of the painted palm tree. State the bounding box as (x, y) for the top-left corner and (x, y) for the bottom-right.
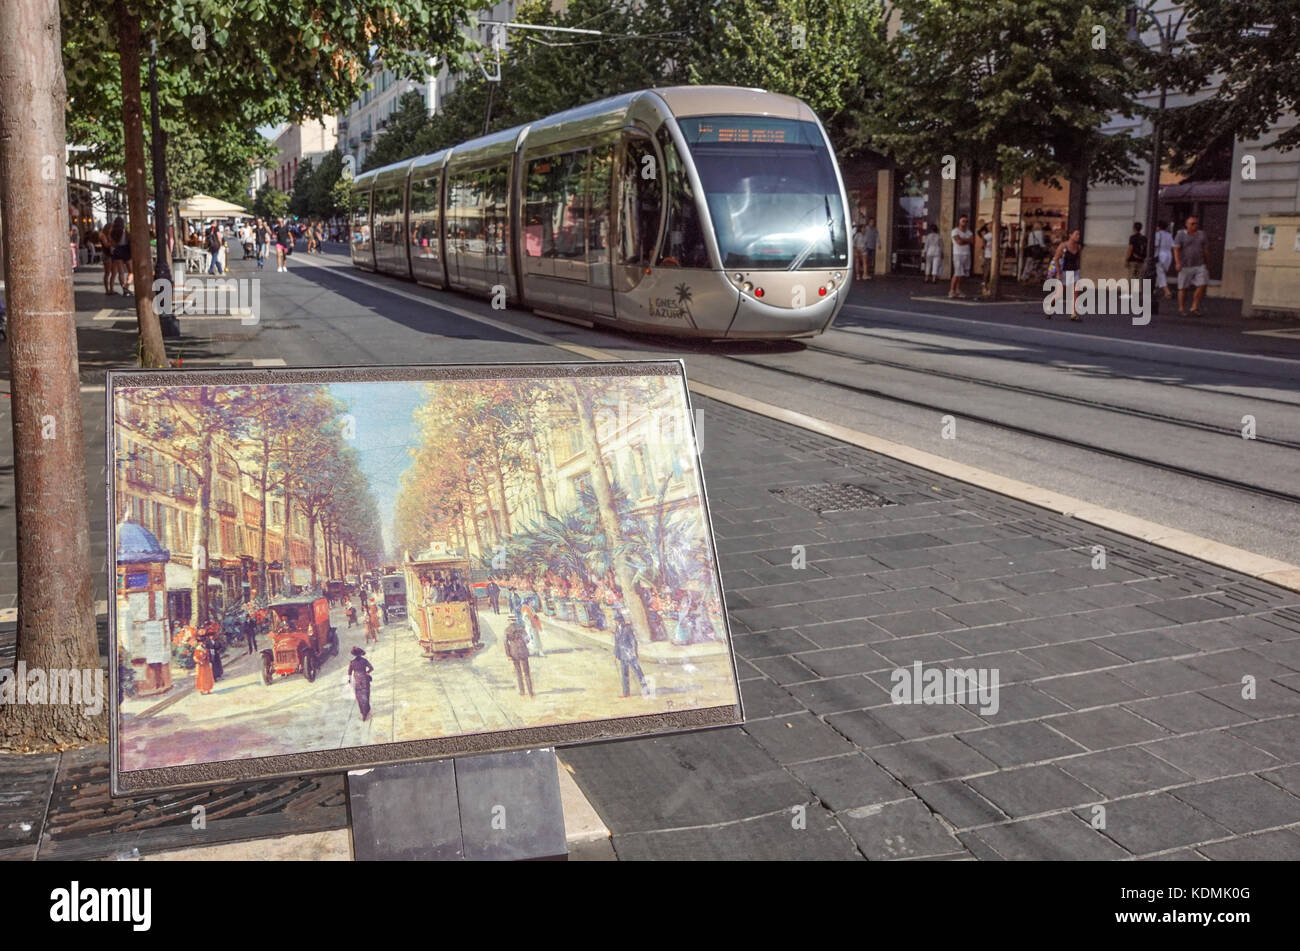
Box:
(674, 283), (693, 306)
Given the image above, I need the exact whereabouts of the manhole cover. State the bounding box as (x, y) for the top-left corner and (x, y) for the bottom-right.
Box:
(770, 483), (896, 514)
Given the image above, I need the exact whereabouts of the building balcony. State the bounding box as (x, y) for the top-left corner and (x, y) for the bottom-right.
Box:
(217, 459), (237, 479)
(215, 500), (238, 518)
(124, 467), (153, 488)
(171, 484), (196, 503)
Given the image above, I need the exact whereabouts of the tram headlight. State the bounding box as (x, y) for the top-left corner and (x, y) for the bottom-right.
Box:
(832, 272), (842, 281)
(733, 273), (744, 283)
(743, 282), (752, 292)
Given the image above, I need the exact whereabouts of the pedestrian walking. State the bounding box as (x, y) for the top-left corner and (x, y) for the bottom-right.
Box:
(1154, 220), (1174, 300)
(504, 622), (534, 697)
(108, 216), (133, 295)
(365, 599), (380, 644)
(521, 602), (545, 657)
(345, 595), (357, 628)
(1173, 216), (1210, 317)
(1049, 229), (1084, 321)
(243, 615), (258, 655)
(1020, 223), (1047, 283)
(348, 647), (374, 721)
(861, 217), (879, 279)
(193, 639), (214, 695)
(1125, 221), (1147, 281)
(948, 215), (973, 298)
(205, 224), (225, 274)
(275, 218), (293, 272)
(613, 611), (649, 698)
(852, 224), (868, 280)
(379, 599), (389, 625)
(254, 219), (270, 270)
(922, 224), (943, 283)
(487, 579), (500, 615)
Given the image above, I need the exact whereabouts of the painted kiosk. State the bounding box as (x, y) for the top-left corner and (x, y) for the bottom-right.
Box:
(404, 550), (482, 658)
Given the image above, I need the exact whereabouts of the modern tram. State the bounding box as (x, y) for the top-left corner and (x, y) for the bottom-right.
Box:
(350, 86), (852, 339)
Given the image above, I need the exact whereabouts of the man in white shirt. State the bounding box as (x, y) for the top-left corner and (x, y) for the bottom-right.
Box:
(862, 217), (879, 279)
(949, 215), (973, 298)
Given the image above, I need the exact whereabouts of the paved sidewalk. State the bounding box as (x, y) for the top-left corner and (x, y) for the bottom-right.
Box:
(560, 395), (1300, 860)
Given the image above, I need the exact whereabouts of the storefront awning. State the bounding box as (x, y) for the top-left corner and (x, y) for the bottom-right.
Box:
(164, 562), (225, 590)
(1159, 181), (1230, 202)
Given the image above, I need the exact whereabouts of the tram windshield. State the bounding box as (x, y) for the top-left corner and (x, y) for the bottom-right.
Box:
(678, 116), (847, 270)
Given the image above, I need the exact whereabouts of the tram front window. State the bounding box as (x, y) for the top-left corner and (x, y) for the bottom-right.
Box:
(678, 116), (847, 270)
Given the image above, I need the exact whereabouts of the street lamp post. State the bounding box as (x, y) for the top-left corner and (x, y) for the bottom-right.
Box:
(1128, 4), (1189, 318)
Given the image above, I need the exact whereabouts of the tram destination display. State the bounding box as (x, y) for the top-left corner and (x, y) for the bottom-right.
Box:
(107, 362), (742, 794)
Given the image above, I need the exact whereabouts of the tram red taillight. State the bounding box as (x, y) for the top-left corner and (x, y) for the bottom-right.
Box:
(755, 287), (764, 298)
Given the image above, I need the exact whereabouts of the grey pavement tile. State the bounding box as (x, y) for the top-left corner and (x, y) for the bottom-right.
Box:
(871, 633), (967, 664)
(738, 678), (805, 719)
(1000, 571), (1087, 595)
(1004, 590), (1102, 618)
(1228, 716), (1300, 762)
(810, 595), (892, 623)
(1023, 640), (1128, 675)
(1260, 764), (1300, 797)
(798, 619), (891, 649)
(1068, 583), (1161, 609)
(731, 628), (819, 659)
(1185, 648), (1295, 686)
(1099, 630), (1193, 662)
(732, 562), (830, 586)
(944, 650), (1052, 685)
(964, 812), (1130, 860)
(749, 654), (817, 685)
(1197, 829), (1300, 860)
(957, 721), (1087, 768)
(1200, 680), (1300, 719)
(868, 735), (1000, 785)
(1133, 577), (1223, 600)
(1012, 613), (1113, 644)
(1171, 775), (1300, 834)
(1254, 637), (1300, 672)
(744, 712), (858, 764)
(1057, 746), (1192, 798)
(790, 753), (910, 811)
(824, 708), (905, 748)
(1170, 618), (1276, 651)
(937, 600), (1028, 627)
(1144, 730), (1281, 780)
(736, 581), (828, 608)
(1137, 849), (1210, 860)
(795, 645), (891, 677)
(913, 780), (1006, 829)
(869, 587), (960, 614)
(800, 575), (893, 598)
(1124, 693), (1248, 733)
(1034, 672), (1147, 710)
(936, 560), (1022, 582)
(1142, 597), (1241, 625)
(1110, 658), (1221, 696)
(877, 567), (957, 591)
(785, 675), (890, 715)
(1045, 707), (1171, 750)
(1074, 793), (1232, 855)
(943, 619), (1048, 653)
(1078, 605), (1179, 634)
(612, 805), (863, 861)
(837, 798), (965, 860)
(967, 764), (1103, 819)
(733, 657), (764, 681)
(960, 683), (1070, 723)
(869, 548), (955, 570)
(933, 578), (1021, 604)
(559, 729), (808, 833)
(814, 554), (892, 579)
(730, 605), (818, 633)
(866, 698), (989, 741)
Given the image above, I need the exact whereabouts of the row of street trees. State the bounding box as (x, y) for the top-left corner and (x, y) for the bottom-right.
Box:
(126, 384), (383, 626)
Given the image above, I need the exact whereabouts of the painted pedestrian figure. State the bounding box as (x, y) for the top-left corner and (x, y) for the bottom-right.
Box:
(242, 615), (258, 655)
(365, 599), (380, 644)
(487, 579), (500, 615)
(504, 622), (534, 697)
(193, 641), (214, 695)
(348, 647), (374, 721)
(613, 611), (650, 698)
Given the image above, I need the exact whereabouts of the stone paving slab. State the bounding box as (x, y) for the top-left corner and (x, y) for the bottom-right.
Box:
(560, 396), (1300, 859)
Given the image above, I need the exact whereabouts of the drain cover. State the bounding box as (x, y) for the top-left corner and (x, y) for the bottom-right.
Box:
(770, 483), (896, 514)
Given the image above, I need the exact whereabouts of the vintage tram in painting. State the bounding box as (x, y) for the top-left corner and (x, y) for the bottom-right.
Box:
(351, 86), (850, 340)
(403, 553), (482, 658)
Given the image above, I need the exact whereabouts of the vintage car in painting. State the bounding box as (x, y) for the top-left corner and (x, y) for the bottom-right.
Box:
(261, 596), (339, 684)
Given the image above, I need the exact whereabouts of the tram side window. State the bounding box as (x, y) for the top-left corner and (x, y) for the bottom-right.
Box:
(618, 139), (661, 266)
(523, 152), (586, 259)
(482, 164), (509, 259)
(655, 127), (710, 268)
(446, 172), (484, 251)
(583, 146), (614, 266)
(409, 175), (440, 253)
(352, 192), (371, 246)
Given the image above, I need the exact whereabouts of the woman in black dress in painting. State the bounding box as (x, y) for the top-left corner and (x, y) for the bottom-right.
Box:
(348, 647), (374, 721)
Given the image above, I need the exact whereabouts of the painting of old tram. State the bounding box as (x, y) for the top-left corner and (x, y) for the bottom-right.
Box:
(111, 365), (739, 786)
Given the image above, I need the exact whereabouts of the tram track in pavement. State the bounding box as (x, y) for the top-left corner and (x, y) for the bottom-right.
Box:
(712, 346), (1300, 507)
